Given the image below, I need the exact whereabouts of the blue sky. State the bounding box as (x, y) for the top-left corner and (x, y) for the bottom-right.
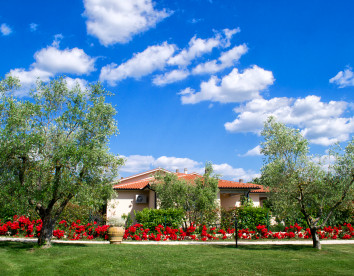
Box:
(1, 0), (353, 181)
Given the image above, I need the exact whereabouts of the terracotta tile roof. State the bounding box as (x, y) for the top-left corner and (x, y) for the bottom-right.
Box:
(113, 178), (151, 190)
(176, 173), (201, 182)
(218, 179), (262, 189)
(250, 184), (269, 193)
(114, 170), (268, 193)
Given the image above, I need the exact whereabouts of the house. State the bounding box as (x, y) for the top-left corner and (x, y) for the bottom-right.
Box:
(107, 168), (268, 221)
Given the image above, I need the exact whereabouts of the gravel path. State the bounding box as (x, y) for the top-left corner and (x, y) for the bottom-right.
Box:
(1, 236), (354, 245)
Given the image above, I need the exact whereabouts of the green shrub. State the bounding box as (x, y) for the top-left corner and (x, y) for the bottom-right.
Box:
(280, 205), (354, 228)
(187, 208), (220, 228)
(58, 203), (104, 225)
(221, 206), (270, 231)
(135, 208), (185, 229)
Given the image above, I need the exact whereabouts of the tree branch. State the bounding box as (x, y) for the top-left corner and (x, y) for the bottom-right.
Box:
(54, 194), (73, 220)
(320, 175), (354, 228)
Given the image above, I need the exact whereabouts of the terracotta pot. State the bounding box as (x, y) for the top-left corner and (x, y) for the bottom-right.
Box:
(108, 226), (125, 244)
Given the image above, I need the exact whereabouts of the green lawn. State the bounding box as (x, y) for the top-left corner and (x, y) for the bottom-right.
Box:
(0, 242), (353, 275)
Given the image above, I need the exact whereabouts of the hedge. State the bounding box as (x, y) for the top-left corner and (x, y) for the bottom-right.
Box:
(135, 208), (185, 229)
(221, 206), (270, 231)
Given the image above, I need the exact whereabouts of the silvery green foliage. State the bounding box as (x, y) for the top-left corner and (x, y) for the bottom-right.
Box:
(152, 162), (219, 226)
(0, 76), (124, 246)
(260, 117), (353, 249)
(107, 217), (125, 227)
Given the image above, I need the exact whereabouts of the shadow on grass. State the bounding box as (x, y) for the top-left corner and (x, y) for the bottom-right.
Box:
(210, 244), (316, 251)
(0, 241), (87, 251)
(0, 241), (36, 250)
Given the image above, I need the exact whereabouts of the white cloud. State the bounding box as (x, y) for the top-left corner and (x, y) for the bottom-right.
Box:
(225, 95), (354, 146)
(154, 156), (203, 172)
(1, 23), (12, 36)
(33, 46), (95, 75)
(64, 77), (89, 91)
(192, 44), (248, 75)
(167, 28), (239, 67)
(52, 34), (64, 48)
(180, 65), (275, 104)
(99, 28), (241, 86)
(153, 69), (189, 86)
(120, 155), (155, 173)
(29, 23), (38, 32)
(7, 41), (95, 95)
(120, 154), (258, 181)
(330, 67), (354, 88)
(212, 163), (259, 182)
(242, 145), (262, 157)
(100, 42), (176, 85)
(84, 0), (171, 46)
(8, 68), (52, 87)
(223, 28), (240, 46)
(312, 153), (337, 171)
(167, 36), (220, 67)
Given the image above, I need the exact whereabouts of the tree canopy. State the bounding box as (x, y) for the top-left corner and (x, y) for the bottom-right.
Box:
(260, 117), (354, 249)
(152, 163), (219, 227)
(0, 76), (123, 246)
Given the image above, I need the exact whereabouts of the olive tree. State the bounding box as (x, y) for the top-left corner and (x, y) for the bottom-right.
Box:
(0, 76), (123, 247)
(260, 117), (354, 249)
(152, 163), (219, 227)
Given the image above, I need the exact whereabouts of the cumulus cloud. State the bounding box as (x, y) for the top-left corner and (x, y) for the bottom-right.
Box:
(120, 154), (258, 181)
(223, 28), (240, 46)
(241, 145), (262, 157)
(33, 46), (95, 75)
(312, 153), (337, 171)
(180, 65), (274, 104)
(100, 28), (241, 86)
(120, 155), (155, 173)
(330, 67), (354, 88)
(100, 42), (176, 85)
(152, 69), (189, 86)
(167, 36), (220, 67)
(1, 23), (12, 36)
(64, 77), (89, 91)
(154, 156), (203, 172)
(167, 28), (239, 67)
(7, 39), (95, 95)
(225, 95), (354, 146)
(212, 163), (260, 182)
(192, 44), (248, 75)
(8, 68), (52, 87)
(84, 0), (171, 46)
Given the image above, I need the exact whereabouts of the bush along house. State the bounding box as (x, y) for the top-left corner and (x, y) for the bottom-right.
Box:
(107, 168), (268, 222)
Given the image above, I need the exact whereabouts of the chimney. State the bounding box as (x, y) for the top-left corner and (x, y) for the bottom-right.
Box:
(184, 168), (188, 174)
(239, 179), (243, 183)
(176, 169), (179, 173)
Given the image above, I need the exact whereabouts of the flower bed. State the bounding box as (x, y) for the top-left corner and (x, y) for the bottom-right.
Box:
(0, 215), (109, 240)
(0, 216), (353, 241)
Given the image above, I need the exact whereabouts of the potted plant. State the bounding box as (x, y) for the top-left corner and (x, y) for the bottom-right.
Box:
(107, 217), (125, 244)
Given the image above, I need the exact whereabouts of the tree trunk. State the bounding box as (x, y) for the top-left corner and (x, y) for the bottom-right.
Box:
(38, 214), (56, 248)
(310, 227), (321, 250)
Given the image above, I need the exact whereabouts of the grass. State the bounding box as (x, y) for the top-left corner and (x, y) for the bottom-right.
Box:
(0, 242), (353, 275)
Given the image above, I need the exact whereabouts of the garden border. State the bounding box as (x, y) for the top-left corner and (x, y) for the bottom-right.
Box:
(1, 237), (354, 245)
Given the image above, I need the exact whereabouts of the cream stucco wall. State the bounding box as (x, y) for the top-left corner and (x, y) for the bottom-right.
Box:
(249, 194), (261, 207)
(219, 193), (266, 209)
(107, 190), (150, 221)
(107, 189), (268, 221)
(220, 193), (241, 209)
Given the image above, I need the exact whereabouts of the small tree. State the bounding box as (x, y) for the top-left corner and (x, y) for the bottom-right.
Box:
(260, 117), (354, 249)
(152, 163), (219, 227)
(0, 76), (123, 247)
